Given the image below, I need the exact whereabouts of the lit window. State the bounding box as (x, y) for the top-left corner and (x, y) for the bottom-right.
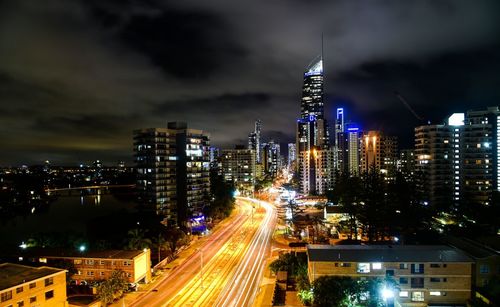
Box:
(430, 291), (441, 296)
(411, 291), (424, 302)
(372, 263), (382, 270)
(357, 263), (371, 273)
(399, 291), (409, 298)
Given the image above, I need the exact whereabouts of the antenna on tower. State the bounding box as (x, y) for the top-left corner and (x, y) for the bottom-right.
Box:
(321, 32), (324, 61)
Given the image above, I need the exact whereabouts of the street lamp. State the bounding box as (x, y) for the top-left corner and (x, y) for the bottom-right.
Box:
(381, 285), (395, 307)
(79, 245), (86, 252)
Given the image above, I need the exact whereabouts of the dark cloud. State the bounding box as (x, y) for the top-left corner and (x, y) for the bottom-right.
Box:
(155, 93), (271, 114)
(0, 0), (499, 164)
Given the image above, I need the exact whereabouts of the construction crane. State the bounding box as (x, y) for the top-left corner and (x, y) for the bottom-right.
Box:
(394, 91), (426, 122)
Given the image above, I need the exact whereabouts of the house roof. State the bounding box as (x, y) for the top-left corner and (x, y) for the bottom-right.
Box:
(308, 245), (473, 263)
(0, 263), (64, 291)
(14, 248), (145, 260)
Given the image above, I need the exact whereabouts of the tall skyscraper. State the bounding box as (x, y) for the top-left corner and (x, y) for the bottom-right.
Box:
(288, 143), (296, 169)
(296, 55), (332, 195)
(335, 108), (345, 147)
(263, 140), (280, 178)
(134, 122), (210, 227)
(346, 124), (362, 175)
(248, 119), (262, 164)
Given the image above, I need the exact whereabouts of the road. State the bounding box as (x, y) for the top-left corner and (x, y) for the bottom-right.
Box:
(127, 197), (276, 307)
(214, 197), (275, 307)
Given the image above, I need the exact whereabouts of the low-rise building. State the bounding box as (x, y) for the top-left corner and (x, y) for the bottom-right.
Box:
(0, 263), (67, 307)
(307, 245), (473, 306)
(17, 249), (151, 284)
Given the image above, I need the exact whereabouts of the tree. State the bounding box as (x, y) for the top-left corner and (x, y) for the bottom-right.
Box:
(126, 228), (152, 250)
(96, 270), (128, 306)
(153, 235), (171, 263)
(163, 227), (189, 252)
(97, 282), (114, 306)
(108, 270), (128, 298)
(312, 276), (358, 307)
(295, 263), (310, 292)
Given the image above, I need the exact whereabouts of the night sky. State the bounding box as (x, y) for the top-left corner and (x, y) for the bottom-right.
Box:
(1, 0), (500, 165)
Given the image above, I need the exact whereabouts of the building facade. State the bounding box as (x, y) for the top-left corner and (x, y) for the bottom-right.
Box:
(360, 131), (398, 180)
(18, 249), (151, 284)
(307, 245), (473, 306)
(134, 122), (210, 226)
(0, 263), (67, 307)
(220, 147), (256, 194)
(415, 107), (500, 208)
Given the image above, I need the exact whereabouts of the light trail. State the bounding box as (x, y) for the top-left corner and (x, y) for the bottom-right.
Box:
(215, 197), (275, 307)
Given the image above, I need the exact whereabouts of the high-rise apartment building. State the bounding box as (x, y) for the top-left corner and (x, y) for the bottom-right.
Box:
(415, 107), (500, 208)
(347, 125), (362, 175)
(398, 149), (415, 182)
(415, 124), (454, 207)
(220, 146), (256, 194)
(134, 122), (210, 227)
(360, 131), (398, 180)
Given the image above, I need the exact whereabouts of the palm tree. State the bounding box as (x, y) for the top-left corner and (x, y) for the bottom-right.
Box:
(126, 229), (152, 250)
(153, 235), (171, 264)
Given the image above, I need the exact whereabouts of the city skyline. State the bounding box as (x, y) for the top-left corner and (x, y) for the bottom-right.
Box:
(1, 1), (500, 164)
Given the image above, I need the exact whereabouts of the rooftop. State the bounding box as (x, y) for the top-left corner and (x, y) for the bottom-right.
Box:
(0, 263), (64, 291)
(308, 245), (473, 263)
(15, 248), (146, 260)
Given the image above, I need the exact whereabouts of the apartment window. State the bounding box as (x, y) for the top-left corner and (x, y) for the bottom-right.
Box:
(15, 287), (23, 294)
(100, 260), (105, 265)
(45, 290), (54, 300)
(372, 263), (382, 270)
(400, 263), (408, 269)
(411, 264), (424, 274)
(430, 291), (442, 296)
(29, 282), (36, 289)
(430, 263), (440, 268)
(1, 291), (12, 302)
(480, 265), (490, 274)
(386, 270), (394, 277)
(44, 277), (54, 286)
(16, 302), (23, 307)
(411, 291), (424, 302)
(85, 260), (94, 265)
(411, 277), (424, 288)
(335, 262), (351, 267)
(74, 259), (82, 264)
(87, 271), (94, 276)
(100, 272), (105, 276)
(29, 296), (36, 303)
(399, 277), (408, 284)
(399, 291), (409, 298)
(430, 277), (441, 282)
(357, 263), (370, 273)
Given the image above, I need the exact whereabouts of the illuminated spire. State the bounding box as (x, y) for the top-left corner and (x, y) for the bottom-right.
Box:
(304, 57), (323, 76)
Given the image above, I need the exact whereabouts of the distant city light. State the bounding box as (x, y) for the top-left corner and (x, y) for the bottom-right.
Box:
(19, 242), (27, 249)
(79, 245), (86, 252)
